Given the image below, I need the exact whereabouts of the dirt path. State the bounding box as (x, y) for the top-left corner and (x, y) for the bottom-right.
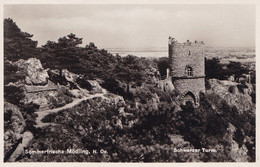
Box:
(8, 88), (108, 162)
(35, 91), (108, 128)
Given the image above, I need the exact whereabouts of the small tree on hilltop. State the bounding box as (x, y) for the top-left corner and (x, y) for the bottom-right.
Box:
(40, 33), (83, 70)
(4, 18), (38, 61)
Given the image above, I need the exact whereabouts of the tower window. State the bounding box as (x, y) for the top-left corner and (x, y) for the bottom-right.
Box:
(188, 50), (191, 55)
(185, 66), (193, 76)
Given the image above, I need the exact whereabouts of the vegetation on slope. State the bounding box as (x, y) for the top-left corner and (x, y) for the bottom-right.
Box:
(4, 18), (255, 162)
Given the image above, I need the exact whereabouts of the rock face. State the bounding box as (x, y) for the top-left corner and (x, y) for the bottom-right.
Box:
(61, 69), (79, 83)
(157, 78), (175, 92)
(87, 80), (103, 94)
(207, 79), (254, 112)
(15, 58), (49, 85)
(223, 123), (249, 162)
(21, 91), (56, 110)
(67, 89), (89, 98)
(4, 102), (26, 157)
(21, 89), (72, 110)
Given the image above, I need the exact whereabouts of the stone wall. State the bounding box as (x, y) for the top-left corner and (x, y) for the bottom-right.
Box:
(168, 37), (205, 105)
(172, 77), (205, 105)
(169, 40), (205, 77)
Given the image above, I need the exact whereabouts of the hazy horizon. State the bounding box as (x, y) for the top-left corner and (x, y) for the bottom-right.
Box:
(4, 4), (255, 48)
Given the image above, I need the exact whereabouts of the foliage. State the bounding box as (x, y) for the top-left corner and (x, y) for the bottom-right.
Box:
(101, 77), (125, 96)
(156, 57), (169, 77)
(36, 94), (200, 162)
(175, 92), (255, 161)
(250, 85), (256, 104)
(19, 102), (39, 133)
(250, 70), (255, 84)
(40, 33), (83, 70)
(4, 18), (255, 162)
(4, 85), (25, 104)
(5, 18), (156, 100)
(236, 84), (248, 94)
(226, 61), (249, 79)
(4, 60), (26, 85)
(48, 88), (73, 108)
(205, 57), (226, 80)
(4, 18), (38, 61)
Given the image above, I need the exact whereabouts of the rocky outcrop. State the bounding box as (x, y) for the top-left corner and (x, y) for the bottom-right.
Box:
(21, 88), (72, 110)
(15, 58), (49, 85)
(207, 79), (254, 112)
(104, 93), (125, 107)
(61, 69), (79, 83)
(87, 80), (103, 94)
(157, 78), (175, 92)
(4, 102), (26, 158)
(21, 91), (56, 110)
(223, 123), (249, 162)
(66, 89), (89, 98)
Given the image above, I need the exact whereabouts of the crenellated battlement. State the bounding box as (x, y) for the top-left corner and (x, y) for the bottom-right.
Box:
(168, 36), (204, 46)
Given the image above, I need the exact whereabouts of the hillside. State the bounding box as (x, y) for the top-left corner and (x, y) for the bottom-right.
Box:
(4, 18), (255, 162)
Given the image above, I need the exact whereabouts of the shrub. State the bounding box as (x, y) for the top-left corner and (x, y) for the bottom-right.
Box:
(228, 85), (236, 94)
(237, 84), (248, 94)
(4, 85), (25, 105)
(76, 77), (92, 90)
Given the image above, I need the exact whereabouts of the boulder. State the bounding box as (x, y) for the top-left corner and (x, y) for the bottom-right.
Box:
(61, 69), (79, 83)
(105, 93), (125, 107)
(223, 123), (249, 162)
(4, 102), (26, 157)
(21, 91), (52, 110)
(87, 80), (103, 94)
(157, 78), (175, 92)
(147, 94), (160, 111)
(21, 90), (72, 110)
(15, 58), (49, 85)
(67, 89), (84, 98)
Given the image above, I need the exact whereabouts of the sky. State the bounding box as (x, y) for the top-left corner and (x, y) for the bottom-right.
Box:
(4, 4), (255, 49)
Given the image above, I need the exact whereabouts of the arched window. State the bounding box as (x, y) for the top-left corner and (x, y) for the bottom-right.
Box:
(185, 66), (193, 76)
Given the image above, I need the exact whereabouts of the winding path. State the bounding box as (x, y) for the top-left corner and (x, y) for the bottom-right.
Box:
(8, 88), (108, 162)
(35, 90), (108, 128)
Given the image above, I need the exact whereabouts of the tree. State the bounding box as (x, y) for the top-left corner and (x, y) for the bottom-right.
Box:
(4, 18), (38, 61)
(226, 61), (249, 80)
(4, 85), (25, 105)
(4, 60), (26, 85)
(114, 55), (145, 96)
(205, 57), (225, 80)
(157, 57), (169, 77)
(40, 33), (83, 70)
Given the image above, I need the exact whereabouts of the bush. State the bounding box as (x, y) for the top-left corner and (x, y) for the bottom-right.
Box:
(101, 77), (125, 96)
(205, 57), (226, 80)
(236, 84), (248, 94)
(228, 85), (236, 94)
(4, 85), (25, 105)
(76, 77), (92, 90)
(20, 102), (40, 114)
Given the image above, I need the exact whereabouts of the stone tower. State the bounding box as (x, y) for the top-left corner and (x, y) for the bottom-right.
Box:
(168, 36), (205, 106)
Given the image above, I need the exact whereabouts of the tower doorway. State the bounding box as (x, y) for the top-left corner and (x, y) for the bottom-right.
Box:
(182, 91), (196, 106)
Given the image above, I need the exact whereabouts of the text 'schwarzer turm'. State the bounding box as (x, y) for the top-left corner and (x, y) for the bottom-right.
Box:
(168, 36), (205, 106)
